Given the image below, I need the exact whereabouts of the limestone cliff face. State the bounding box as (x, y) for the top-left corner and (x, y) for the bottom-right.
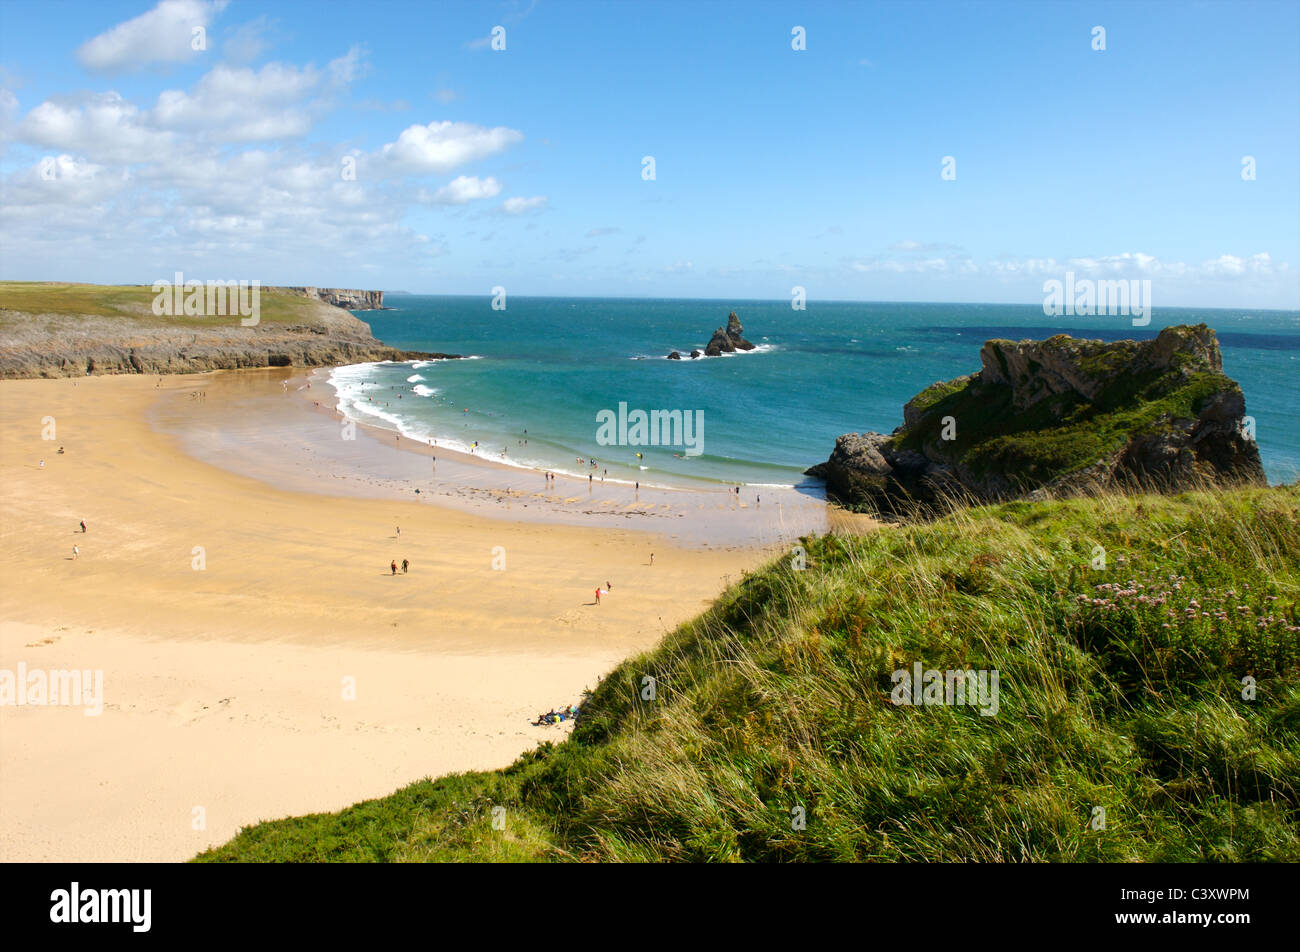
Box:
(806, 324), (1266, 515)
(277, 287), (385, 310)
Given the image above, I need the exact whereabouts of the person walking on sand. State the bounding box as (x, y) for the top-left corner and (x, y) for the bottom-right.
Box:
(650, 552), (654, 566)
(391, 560), (398, 575)
(396, 526), (400, 536)
(72, 545), (79, 559)
(594, 587), (601, 605)
(39, 459), (44, 469)
(79, 520), (86, 533)
(402, 558), (409, 574)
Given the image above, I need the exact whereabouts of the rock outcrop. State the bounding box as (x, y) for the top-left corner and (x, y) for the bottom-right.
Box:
(666, 311), (756, 359)
(704, 311), (757, 357)
(276, 287), (385, 310)
(0, 287), (455, 378)
(806, 325), (1265, 515)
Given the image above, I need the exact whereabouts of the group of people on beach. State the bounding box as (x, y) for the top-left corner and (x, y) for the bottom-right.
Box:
(533, 704), (580, 726)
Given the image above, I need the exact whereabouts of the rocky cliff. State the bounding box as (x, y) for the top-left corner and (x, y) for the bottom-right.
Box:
(806, 324), (1265, 515)
(276, 287), (385, 310)
(0, 283), (451, 378)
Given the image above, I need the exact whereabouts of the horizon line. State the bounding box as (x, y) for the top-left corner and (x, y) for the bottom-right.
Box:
(2, 280), (1295, 314)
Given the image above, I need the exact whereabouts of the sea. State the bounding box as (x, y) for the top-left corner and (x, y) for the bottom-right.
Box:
(327, 297), (1300, 489)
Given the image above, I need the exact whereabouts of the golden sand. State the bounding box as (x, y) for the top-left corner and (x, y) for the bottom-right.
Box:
(0, 372), (779, 860)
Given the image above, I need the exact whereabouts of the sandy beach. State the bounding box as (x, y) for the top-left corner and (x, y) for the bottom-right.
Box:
(0, 370), (864, 861)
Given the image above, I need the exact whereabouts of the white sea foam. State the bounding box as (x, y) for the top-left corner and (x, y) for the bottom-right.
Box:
(665, 342), (778, 361)
(324, 360), (734, 491)
(407, 374), (426, 382)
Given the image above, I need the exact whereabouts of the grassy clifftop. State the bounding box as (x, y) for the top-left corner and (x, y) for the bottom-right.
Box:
(0, 281), (331, 327)
(197, 486), (1300, 862)
(0, 281), (435, 377)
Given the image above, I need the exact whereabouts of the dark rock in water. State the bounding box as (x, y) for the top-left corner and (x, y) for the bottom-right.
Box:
(806, 324), (1265, 516)
(690, 349), (701, 359)
(667, 350), (682, 360)
(702, 310), (757, 357)
(727, 311), (756, 350)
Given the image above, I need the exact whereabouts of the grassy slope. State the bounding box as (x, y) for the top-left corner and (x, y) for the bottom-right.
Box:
(0, 281), (324, 328)
(197, 486), (1300, 862)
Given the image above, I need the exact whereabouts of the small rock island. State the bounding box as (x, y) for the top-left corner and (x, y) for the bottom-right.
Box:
(668, 310), (756, 359)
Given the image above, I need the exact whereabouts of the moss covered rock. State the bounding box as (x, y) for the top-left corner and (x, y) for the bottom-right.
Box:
(807, 325), (1266, 515)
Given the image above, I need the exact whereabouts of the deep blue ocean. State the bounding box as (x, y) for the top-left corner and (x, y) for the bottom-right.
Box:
(331, 297), (1299, 488)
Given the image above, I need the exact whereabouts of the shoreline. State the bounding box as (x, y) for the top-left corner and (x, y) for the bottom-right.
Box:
(319, 357), (803, 492)
(150, 366), (874, 550)
(1, 370), (854, 860)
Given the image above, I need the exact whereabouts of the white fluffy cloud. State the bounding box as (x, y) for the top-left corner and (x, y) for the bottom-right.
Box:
(423, 175), (503, 204)
(19, 93), (175, 163)
(379, 121), (523, 174)
(77, 0), (229, 72)
(152, 58), (346, 140)
(501, 195), (547, 215)
(17, 47), (368, 160)
(4, 18), (541, 283)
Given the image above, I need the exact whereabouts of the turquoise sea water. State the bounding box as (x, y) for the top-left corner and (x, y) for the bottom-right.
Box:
(330, 297), (1300, 489)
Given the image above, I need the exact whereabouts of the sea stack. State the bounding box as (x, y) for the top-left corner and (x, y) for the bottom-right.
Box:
(704, 311), (756, 357)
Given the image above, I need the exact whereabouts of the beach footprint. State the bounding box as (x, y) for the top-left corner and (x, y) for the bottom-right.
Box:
(173, 696), (234, 725)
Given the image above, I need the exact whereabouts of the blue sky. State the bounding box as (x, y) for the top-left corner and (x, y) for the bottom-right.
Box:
(1, 0), (1297, 306)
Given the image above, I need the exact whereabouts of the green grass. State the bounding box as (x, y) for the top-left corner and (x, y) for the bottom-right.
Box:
(0, 281), (326, 327)
(196, 486), (1300, 862)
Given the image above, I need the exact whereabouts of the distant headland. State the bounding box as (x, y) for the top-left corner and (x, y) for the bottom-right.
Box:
(0, 281), (455, 378)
